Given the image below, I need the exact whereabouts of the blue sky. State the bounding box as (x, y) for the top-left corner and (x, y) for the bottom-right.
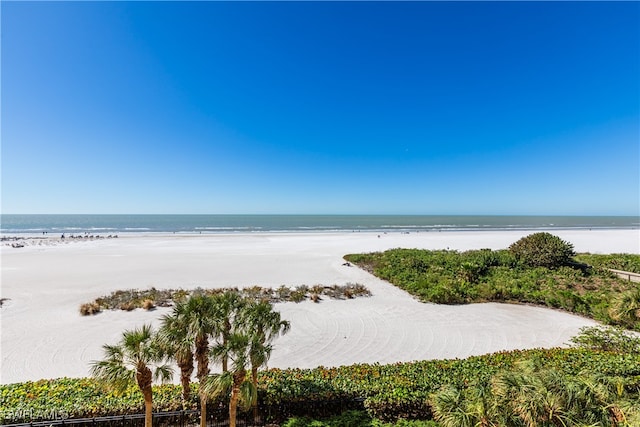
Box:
(2, 1), (639, 215)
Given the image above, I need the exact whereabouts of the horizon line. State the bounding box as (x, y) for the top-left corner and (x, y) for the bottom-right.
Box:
(2, 213), (638, 217)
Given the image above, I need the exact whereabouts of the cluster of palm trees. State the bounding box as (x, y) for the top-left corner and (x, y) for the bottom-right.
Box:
(90, 290), (290, 427)
(430, 360), (640, 427)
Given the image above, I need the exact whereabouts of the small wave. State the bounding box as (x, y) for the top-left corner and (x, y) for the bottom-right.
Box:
(0, 228), (47, 233)
(194, 227), (253, 231)
(380, 225), (438, 229)
(295, 226), (338, 230)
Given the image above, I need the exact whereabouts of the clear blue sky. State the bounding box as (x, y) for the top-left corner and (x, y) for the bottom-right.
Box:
(2, 1), (639, 215)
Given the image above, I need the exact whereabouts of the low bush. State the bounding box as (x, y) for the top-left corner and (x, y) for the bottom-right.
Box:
(141, 299), (155, 310)
(508, 232), (575, 268)
(282, 410), (372, 427)
(79, 302), (101, 316)
(576, 253), (640, 274)
(571, 325), (640, 353)
(281, 410), (440, 426)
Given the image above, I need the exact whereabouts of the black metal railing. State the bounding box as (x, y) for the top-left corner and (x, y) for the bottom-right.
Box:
(1, 398), (366, 427)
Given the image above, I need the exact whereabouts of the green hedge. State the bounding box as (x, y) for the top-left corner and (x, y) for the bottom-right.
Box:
(2, 348), (639, 424)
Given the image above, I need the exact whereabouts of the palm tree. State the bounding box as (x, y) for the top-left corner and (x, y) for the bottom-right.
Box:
(432, 360), (639, 427)
(492, 362), (577, 427)
(430, 384), (475, 427)
(204, 332), (256, 427)
(211, 290), (247, 373)
(90, 324), (172, 427)
(240, 300), (290, 418)
(578, 373), (640, 426)
(492, 361), (621, 427)
(431, 382), (504, 427)
(159, 302), (194, 402)
(180, 294), (218, 427)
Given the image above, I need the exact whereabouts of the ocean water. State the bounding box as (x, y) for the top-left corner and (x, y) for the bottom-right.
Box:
(1, 214), (637, 234)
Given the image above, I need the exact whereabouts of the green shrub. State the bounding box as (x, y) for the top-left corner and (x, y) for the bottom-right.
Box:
(290, 288), (307, 303)
(509, 232), (576, 268)
(282, 410), (440, 427)
(576, 253), (640, 274)
(570, 325), (640, 353)
(283, 410), (373, 427)
(2, 348), (638, 424)
(345, 244), (639, 329)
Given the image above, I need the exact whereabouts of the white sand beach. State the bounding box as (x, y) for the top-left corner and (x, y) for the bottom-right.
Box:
(1, 229), (638, 384)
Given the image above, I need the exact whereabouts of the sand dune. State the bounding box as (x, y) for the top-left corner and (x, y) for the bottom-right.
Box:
(1, 229), (638, 384)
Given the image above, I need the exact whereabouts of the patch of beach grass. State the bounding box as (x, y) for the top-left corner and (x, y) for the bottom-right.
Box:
(79, 283), (371, 315)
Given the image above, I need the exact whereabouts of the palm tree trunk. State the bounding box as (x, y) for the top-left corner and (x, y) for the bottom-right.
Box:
(195, 337), (209, 427)
(144, 395), (153, 427)
(137, 366), (154, 427)
(229, 389), (238, 427)
(229, 371), (245, 427)
(199, 393), (207, 427)
(195, 337), (209, 379)
(251, 365), (258, 420)
(178, 355), (194, 401)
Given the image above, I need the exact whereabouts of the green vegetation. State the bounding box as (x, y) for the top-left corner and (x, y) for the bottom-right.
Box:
(344, 234), (640, 330)
(576, 253), (640, 274)
(79, 283), (371, 315)
(509, 232), (575, 268)
(6, 234), (640, 426)
(282, 410), (439, 426)
(88, 290), (290, 427)
(430, 360), (640, 426)
(3, 343), (639, 425)
(570, 325), (640, 354)
(90, 324), (173, 427)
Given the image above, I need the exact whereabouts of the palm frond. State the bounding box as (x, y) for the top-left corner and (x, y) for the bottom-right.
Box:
(237, 380), (257, 411)
(200, 372), (233, 399)
(90, 359), (135, 393)
(154, 363), (174, 384)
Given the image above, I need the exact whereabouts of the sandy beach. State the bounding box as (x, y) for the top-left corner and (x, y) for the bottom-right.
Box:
(1, 229), (638, 385)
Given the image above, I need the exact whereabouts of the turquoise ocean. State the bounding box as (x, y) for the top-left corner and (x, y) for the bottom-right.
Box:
(1, 215), (638, 234)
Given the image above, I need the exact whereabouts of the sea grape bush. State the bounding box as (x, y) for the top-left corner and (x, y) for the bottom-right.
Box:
(508, 232), (576, 268)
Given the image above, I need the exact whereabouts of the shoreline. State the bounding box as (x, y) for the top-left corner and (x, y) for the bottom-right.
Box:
(3, 213), (638, 236)
(3, 224), (639, 238)
(1, 229), (638, 384)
